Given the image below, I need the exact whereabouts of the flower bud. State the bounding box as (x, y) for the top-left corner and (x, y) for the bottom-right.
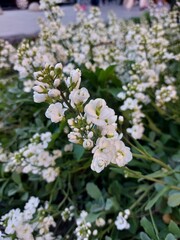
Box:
(48, 89), (60, 98)
(53, 78), (61, 87)
(55, 63), (63, 70)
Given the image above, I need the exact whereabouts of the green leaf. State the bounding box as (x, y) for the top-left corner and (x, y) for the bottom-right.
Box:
(140, 217), (157, 240)
(165, 233), (176, 240)
(90, 197), (105, 213)
(140, 232), (152, 240)
(73, 144), (85, 161)
(7, 187), (19, 197)
(86, 213), (101, 223)
(105, 198), (113, 211)
(108, 87), (122, 98)
(145, 186), (169, 210)
(86, 182), (102, 200)
(168, 220), (180, 237)
(172, 151), (180, 162)
(105, 236), (112, 240)
(168, 192), (180, 207)
(12, 172), (21, 185)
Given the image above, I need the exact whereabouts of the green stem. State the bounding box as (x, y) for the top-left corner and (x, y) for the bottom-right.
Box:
(149, 209), (160, 240)
(99, 222), (114, 239)
(139, 175), (180, 191)
(129, 185), (153, 211)
(60, 90), (76, 113)
(133, 153), (172, 171)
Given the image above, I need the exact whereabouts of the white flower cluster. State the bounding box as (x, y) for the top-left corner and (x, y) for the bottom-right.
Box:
(0, 39), (16, 70)
(14, 40), (57, 80)
(33, 63), (132, 173)
(3, 132), (62, 182)
(75, 211), (92, 240)
(155, 85), (178, 109)
(9, 2), (179, 140)
(116, 12), (179, 139)
(0, 197), (60, 240)
(61, 206), (74, 222)
(67, 7), (121, 71)
(115, 209), (131, 231)
(14, 5), (123, 85)
(14, 1), (68, 91)
(39, 0), (62, 11)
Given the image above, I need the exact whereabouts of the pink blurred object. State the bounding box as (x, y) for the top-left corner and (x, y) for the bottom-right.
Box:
(139, 0), (148, 10)
(81, 4), (87, 11)
(124, 0), (134, 9)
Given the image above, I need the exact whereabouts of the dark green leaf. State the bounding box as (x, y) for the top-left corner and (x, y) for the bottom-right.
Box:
(86, 182), (102, 200)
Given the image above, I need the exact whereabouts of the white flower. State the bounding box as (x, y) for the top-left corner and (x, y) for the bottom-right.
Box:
(68, 132), (82, 144)
(42, 167), (59, 182)
(84, 98), (117, 127)
(118, 116), (124, 124)
(53, 78), (61, 87)
(91, 137), (116, 173)
(24, 80), (34, 92)
(33, 85), (45, 93)
(83, 139), (94, 150)
(61, 206), (74, 222)
(45, 103), (66, 123)
(111, 139), (132, 167)
(55, 62), (63, 70)
(127, 124), (144, 139)
(16, 223), (34, 240)
(40, 132), (52, 148)
(100, 125), (118, 138)
(117, 92), (126, 100)
(120, 98), (138, 111)
(69, 87), (90, 108)
(48, 89), (60, 98)
(64, 143), (73, 152)
(66, 69), (81, 89)
(33, 92), (47, 103)
(95, 218), (106, 227)
(115, 212), (130, 230)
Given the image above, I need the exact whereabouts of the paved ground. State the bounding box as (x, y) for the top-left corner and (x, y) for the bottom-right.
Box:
(0, 3), (146, 42)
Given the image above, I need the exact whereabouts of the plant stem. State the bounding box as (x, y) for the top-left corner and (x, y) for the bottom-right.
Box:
(133, 153), (172, 171)
(129, 185), (153, 211)
(60, 90), (76, 113)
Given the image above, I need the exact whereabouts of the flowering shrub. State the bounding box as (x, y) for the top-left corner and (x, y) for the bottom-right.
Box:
(0, 1), (180, 239)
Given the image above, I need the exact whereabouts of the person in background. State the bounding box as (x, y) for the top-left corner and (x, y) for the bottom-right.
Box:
(124, 0), (148, 10)
(91, 0), (100, 6)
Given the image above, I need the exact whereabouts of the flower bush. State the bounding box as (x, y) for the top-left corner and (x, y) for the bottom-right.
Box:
(0, 1), (180, 239)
